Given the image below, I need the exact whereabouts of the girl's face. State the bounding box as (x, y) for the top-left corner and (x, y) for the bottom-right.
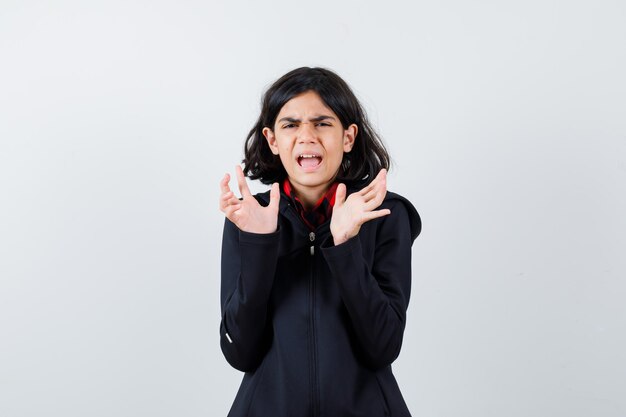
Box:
(263, 90), (357, 198)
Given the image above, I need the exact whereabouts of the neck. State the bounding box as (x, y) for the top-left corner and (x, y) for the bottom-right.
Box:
(290, 182), (330, 210)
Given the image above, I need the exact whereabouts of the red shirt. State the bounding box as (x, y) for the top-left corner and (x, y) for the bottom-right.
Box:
(282, 179), (338, 231)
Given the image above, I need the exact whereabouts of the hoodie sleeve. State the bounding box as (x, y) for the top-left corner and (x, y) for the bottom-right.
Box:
(320, 199), (419, 370)
(219, 218), (280, 372)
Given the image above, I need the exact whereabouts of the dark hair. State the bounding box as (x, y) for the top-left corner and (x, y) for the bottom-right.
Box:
(243, 67), (390, 187)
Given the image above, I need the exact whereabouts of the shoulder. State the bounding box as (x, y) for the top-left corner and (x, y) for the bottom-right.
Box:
(379, 191), (422, 242)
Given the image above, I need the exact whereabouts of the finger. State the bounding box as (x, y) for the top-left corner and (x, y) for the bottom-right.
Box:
(358, 168), (386, 196)
(363, 177), (387, 204)
(370, 169), (387, 188)
(334, 183), (347, 206)
(364, 195), (387, 212)
(357, 179), (376, 196)
(362, 208), (391, 222)
(235, 165), (252, 198)
(223, 204), (242, 218)
(219, 191), (230, 210)
(220, 173), (232, 194)
(220, 203), (242, 214)
(220, 190), (238, 202)
(268, 182), (281, 211)
(362, 182), (381, 202)
(221, 193), (241, 210)
(364, 188), (388, 212)
(377, 169), (388, 198)
(224, 199), (242, 212)
(220, 190), (234, 201)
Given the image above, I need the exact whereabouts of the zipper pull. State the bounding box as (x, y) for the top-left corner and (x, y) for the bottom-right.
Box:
(309, 232), (315, 256)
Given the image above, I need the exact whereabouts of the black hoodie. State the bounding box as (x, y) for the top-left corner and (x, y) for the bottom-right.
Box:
(220, 187), (421, 417)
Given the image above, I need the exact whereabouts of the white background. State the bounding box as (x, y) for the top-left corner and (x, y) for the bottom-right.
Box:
(1, 0), (625, 416)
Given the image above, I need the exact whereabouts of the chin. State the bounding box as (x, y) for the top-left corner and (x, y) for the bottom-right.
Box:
(288, 172), (327, 185)
(300, 177), (338, 190)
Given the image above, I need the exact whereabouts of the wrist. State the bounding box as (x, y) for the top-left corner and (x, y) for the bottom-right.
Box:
(247, 226), (277, 234)
(332, 231), (350, 246)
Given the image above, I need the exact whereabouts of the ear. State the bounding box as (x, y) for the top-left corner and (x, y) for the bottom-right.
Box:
(343, 124), (358, 153)
(263, 127), (279, 155)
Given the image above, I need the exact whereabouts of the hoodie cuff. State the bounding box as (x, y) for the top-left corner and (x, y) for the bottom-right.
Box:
(238, 227), (280, 246)
(320, 233), (361, 260)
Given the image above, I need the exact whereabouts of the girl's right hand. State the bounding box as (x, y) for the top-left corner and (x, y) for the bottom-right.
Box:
(219, 165), (280, 234)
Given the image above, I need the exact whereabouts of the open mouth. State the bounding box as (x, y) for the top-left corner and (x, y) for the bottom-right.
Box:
(297, 154), (323, 169)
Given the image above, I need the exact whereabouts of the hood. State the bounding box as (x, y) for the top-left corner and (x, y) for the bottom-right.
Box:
(383, 191), (421, 243)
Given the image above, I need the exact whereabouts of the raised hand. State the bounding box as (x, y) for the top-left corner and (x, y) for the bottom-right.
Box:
(330, 169), (391, 245)
(219, 165), (280, 234)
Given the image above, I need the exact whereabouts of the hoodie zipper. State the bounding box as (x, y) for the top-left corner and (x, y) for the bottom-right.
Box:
(285, 202), (321, 416)
(309, 230), (319, 417)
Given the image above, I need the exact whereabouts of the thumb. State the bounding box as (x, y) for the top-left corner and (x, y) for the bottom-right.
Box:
(335, 183), (346, 206)
(269, 182), (280, 211)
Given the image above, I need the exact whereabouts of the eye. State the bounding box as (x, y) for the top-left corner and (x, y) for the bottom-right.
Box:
(316, 122), (332, 127)
(282, 123), (296, 129)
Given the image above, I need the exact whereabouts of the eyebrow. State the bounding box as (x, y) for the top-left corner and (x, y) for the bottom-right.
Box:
(277, 115), (336, 124)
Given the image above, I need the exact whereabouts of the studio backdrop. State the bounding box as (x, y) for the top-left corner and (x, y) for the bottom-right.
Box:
(1, 1), (625, 416)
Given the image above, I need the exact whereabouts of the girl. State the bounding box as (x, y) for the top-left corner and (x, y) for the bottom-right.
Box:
(218, 67), (421, 417)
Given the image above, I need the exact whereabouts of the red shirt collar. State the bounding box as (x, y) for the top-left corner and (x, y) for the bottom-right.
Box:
(282, 179), (338, 230)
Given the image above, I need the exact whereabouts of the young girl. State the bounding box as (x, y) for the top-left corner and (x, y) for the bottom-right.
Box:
(218, 67), (421, 417)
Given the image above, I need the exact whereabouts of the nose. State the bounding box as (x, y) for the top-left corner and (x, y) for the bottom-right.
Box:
(297, 123), (318, 144)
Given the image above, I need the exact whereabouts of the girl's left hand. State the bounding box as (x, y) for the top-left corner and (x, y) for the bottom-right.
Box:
(330, 169), (391, 245)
